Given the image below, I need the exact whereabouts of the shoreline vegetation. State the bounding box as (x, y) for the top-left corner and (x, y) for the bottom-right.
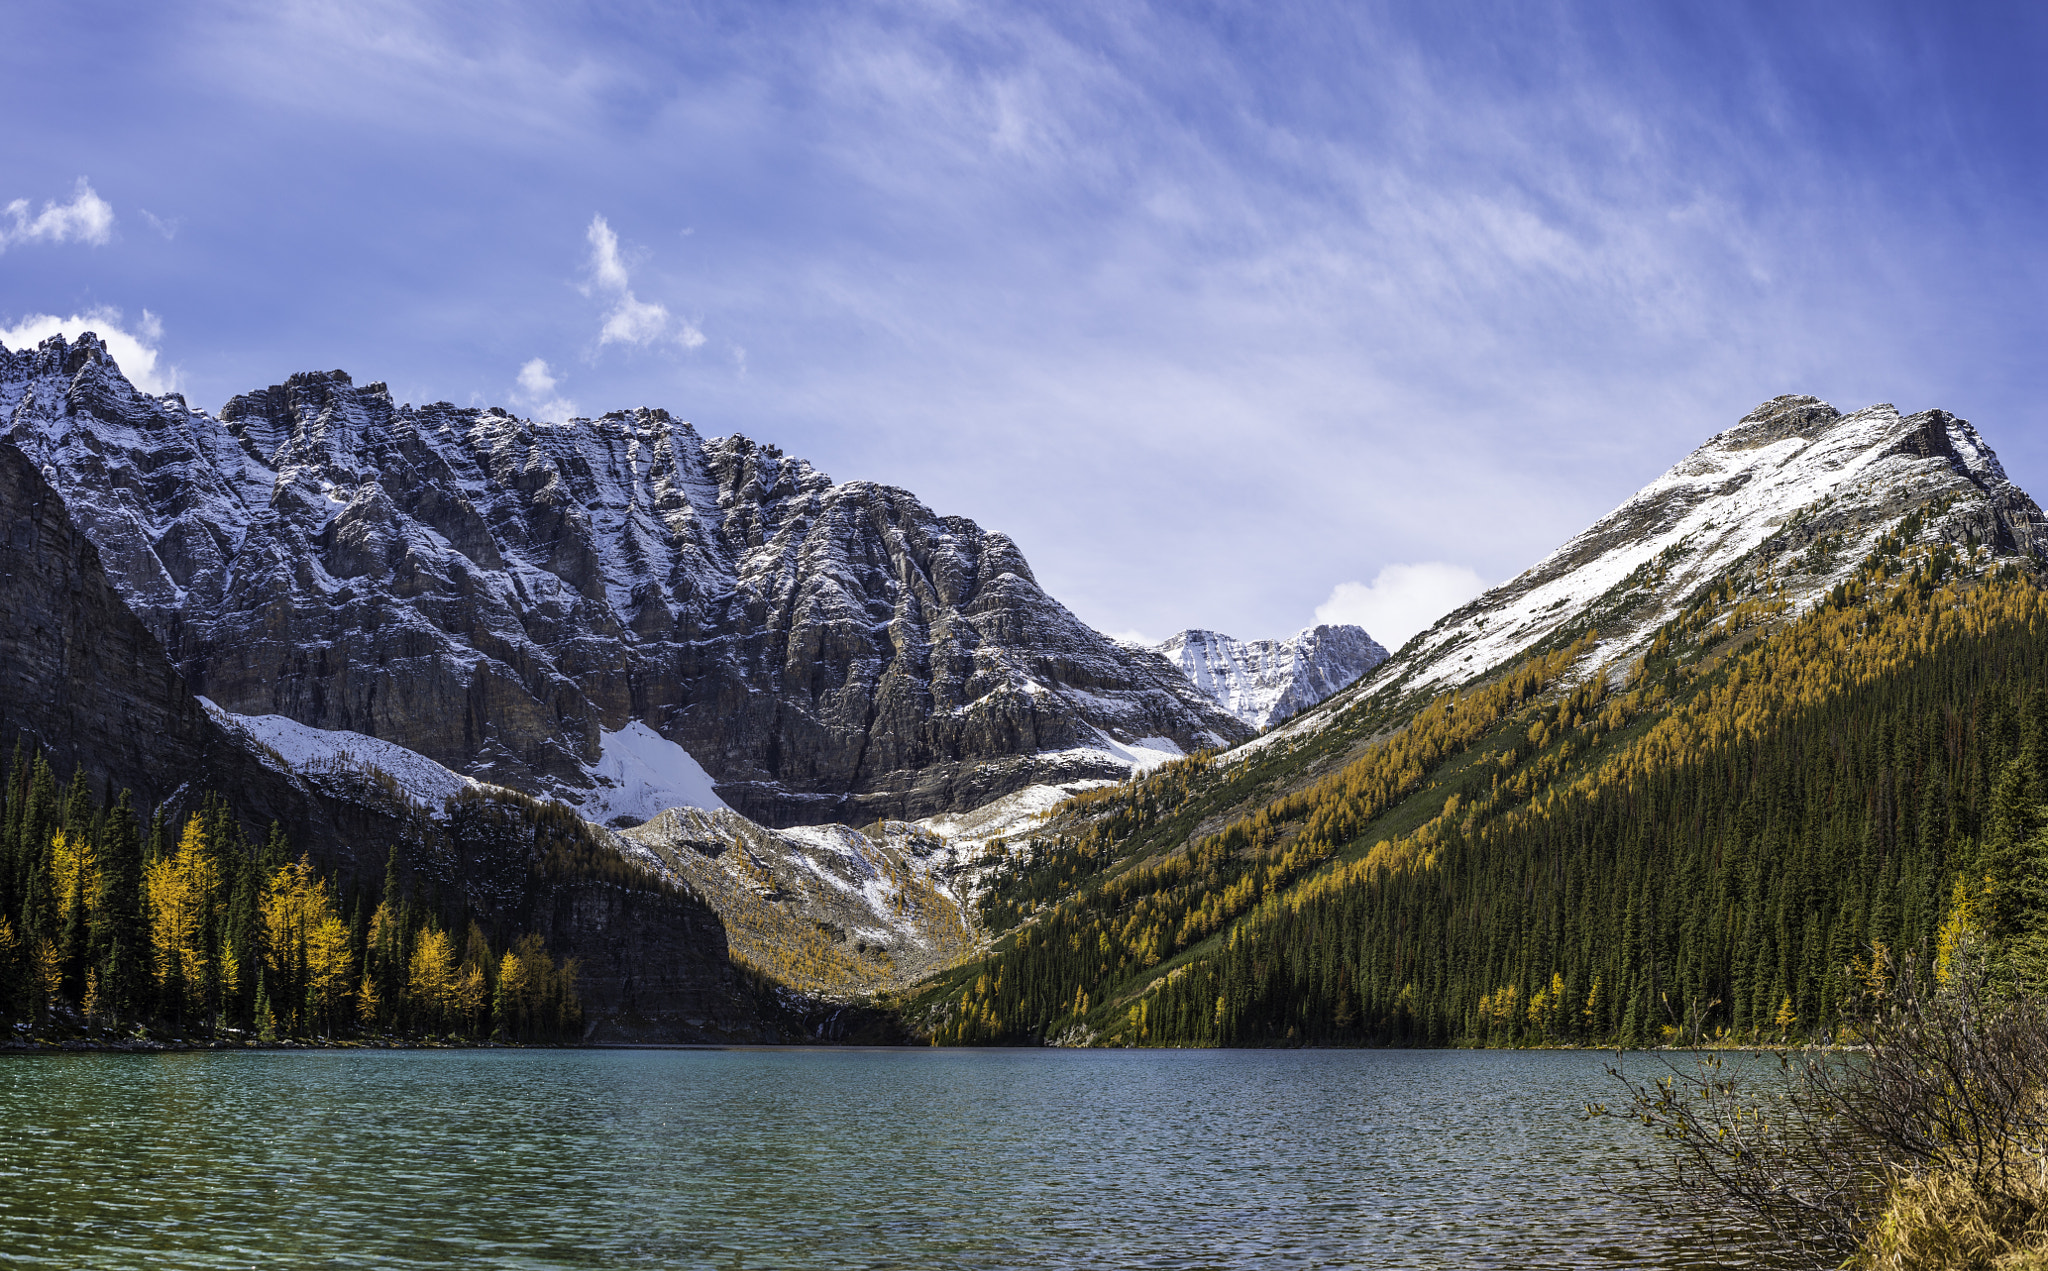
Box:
(1603, 943), (2048, 1270)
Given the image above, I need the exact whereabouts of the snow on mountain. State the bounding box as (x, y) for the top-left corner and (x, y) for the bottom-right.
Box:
(202, 698), (493, 809)
(1254, 395), (2048, 752)
(618, 806), (982, 992)
(1157, 624), (1389, 730)
(0, 332), (1253, 829)
(582, 722), (731, 825)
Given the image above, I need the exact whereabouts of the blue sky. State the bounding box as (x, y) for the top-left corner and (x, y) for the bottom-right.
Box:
(4, 1), (2045, 647)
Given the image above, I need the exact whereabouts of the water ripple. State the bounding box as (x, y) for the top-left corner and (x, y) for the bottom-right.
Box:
(0, 1048), (1774, 1268)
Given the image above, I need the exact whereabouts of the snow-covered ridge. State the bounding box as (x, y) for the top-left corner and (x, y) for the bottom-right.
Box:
(0, 332), (1253, 828)
(1251, 395), (2048, 753)
(201, 699), (494, 809)
(1157, 624), (1388, 730)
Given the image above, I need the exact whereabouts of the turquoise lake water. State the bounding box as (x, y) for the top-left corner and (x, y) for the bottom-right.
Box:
(0, 1047), (1768, 1268)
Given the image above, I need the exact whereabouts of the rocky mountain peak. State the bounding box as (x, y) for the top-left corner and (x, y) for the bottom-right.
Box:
(1158, 623), (1388, 730)
(1258, 396), (2048, 749)
(0, 333), (1252, 828)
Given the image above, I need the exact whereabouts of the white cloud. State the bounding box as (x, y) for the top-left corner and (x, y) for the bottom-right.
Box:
(585, 213), (702, 350)
(510, 356), (577, 421)
(1315, 562), (1487, 650)
(599, 292), (670, 346)
(139, 209), (181, 240)
(0, 179), (114, 251)
(515, 356), (557, 396)
(0, 307), (176, 394)
(586, 214), (632, 292)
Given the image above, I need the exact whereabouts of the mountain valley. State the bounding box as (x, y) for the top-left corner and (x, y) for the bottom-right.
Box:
(4, 337), (2045, 1054)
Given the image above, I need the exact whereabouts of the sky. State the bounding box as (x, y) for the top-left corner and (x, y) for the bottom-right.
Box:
(4, 1), (2046, 649)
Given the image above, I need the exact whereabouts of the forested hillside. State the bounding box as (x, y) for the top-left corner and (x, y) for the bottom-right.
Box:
(0, 757), (642, 1042)
(917, 518), (2048, 1048)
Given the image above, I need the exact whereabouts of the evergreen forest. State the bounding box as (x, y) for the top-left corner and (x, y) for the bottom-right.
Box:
(918, 523), (2048, 1050)
(0, 759), (587, 1044)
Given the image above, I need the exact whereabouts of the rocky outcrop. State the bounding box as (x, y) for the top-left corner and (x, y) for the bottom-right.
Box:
(0, 334), (1252, 828)
(0, 440), (328, 840)
(1156, 624), (1388, 730)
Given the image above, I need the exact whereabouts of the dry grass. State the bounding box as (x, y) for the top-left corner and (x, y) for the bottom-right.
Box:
(1854, 1165), (2048, 1271)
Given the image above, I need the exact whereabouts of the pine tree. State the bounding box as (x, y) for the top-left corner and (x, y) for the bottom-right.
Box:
(91, 792), (146, 1020)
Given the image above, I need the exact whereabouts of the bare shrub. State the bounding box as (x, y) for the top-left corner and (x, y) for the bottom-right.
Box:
(1597, 942), (2048, 1269)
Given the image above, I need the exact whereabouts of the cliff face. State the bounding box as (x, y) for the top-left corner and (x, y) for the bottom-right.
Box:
(0, 440), (299, 832)
(0, 334), (1251, 828)
(0, 437), (770, 1041)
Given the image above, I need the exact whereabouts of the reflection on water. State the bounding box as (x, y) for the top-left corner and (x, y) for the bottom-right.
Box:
(0, 1047), (1769, 1268)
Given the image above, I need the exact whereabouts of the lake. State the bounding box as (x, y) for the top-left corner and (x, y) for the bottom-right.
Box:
(0, 1046), (1767, 1268)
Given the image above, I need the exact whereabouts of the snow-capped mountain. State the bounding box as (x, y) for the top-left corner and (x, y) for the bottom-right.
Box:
(1259, 394), (2048, 748)
(0, 333), (1252, 828)
(1156, 624), (1387, 730)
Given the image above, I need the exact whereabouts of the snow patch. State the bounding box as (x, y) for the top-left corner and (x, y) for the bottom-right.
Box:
(577, 721), (730, 826)
(917, 778), (1118, 844)
(201, 699), (482, 808)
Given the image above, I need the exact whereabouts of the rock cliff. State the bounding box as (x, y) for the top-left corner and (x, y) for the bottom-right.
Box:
(0, 437), (773, 1041)
(0, 334), (1252, 828)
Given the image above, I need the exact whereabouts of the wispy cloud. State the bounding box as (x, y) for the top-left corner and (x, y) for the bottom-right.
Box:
(1, 179), (114, 251)
(511, 356), (578, 422)
(139, 209), (182, 240)
(0, 307), (176, 394)
(12, 3), (2045, 642)
(585, 214), (702, 350)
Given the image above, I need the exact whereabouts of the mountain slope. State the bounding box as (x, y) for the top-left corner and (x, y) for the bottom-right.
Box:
(1156, 624), (1387, 730)
(1261, 394), (2044, 751)
(908, 395), (2048, 1047)
(0, 333), (1251, 828)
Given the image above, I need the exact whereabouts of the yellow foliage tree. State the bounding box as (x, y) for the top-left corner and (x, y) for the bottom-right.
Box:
(1935, 878), (1986, 985)
(408, 928), (458, 1030)
(51, 829), (96, 930)
(145, 816), (218, 1019)
(262, 856), (354, 1035)
(33, 938), (61, 1018)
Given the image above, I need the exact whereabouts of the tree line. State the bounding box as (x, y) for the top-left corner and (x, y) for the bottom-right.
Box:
(0, 757), (581, 1042)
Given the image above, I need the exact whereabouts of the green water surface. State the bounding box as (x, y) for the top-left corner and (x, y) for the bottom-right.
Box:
(0, 1046), (1758, 1269)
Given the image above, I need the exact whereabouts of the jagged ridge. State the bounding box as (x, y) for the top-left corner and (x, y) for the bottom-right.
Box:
(1156, 624), (1387, 730)
(0, 333), (1253, 828)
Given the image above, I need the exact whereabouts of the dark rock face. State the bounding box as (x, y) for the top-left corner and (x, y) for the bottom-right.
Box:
(0, 440), (301, 833)
(0, 438), (771, 1041)
(0, 335), (1252, 827)
(530, 877), (777, 1043)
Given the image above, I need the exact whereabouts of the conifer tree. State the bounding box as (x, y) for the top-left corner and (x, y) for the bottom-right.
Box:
(91, 792), (145, 1019)
(17, 756), (56, 949)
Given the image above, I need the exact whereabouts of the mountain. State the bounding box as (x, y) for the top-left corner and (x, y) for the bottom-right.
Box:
(0, 333), (1251, 830)
(911, 395), (2048, 1048)
(0, 438), (777, 1042)
(1154, 624), (1387, 730)
(1269, 394), (2044, 743)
